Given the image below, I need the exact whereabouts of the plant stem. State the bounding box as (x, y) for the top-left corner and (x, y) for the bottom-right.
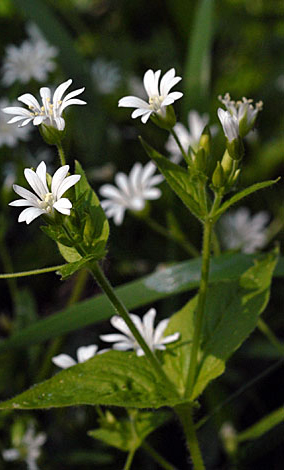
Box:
(142, 441), (178, 470)
(170, 129), (191, 165)
(185, 218), (213, 398)
(175, 404), (205, 470)
(0, 264), (65, 279)
(89, 261), (177, 393)
(57, 142), (66, 166)
(140, 214), (199, 258)
(257, 318), (284, 355)
(124, 448), (136, 470)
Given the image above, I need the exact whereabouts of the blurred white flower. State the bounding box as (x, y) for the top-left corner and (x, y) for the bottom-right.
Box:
(219, 207), (269, 254)
(0, 98), (31, 147)
(9, 161), (81, 224)
(99, 161), (163, 225)
(165, 110), (218, 163)
(100, 308), (180, 356)
(118, 68), (183, 123)
(2, 23), (58, 86)
(2, 78), (86, 131)
(217, 108), (239, 142)
(2, 424), (46, 470)
(52, 345), (99, 369)
(91, 58), (121, 94)
(218, 93), (263, 137)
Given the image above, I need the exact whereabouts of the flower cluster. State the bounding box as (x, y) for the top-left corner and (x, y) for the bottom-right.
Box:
(219, 207), (269, 254)
(2, 79), (86, 131)
(99, 161), (163, 225)
(118, 68), (183, 123)
(0, 98), (31, 148)
(218, 93), (263, 138)
(9, 161), (81, 224)
(2, 424), (46, 470)
(2, 23), (58, 86)
(100, 308), (180, 357)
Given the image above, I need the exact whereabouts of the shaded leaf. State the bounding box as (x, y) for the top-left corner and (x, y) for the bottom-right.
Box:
(140, 138), (203, 219)
(238, 405), (284, 442)
(0, 351), (185, 410)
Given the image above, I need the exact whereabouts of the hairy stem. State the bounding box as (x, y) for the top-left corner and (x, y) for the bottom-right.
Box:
(175, 404), (205, 470)
(0, 264), (65, 279)
(185, 218), (213, 397)
(57, 142), (66, 166)
(124, 448), (136, 470)
(89, 261), (177, 393)
(142, 441), (178, 470)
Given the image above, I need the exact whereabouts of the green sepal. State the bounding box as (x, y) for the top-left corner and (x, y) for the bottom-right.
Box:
(39, 123), (65, 146)
(226, 136), (244, 161)
(89, 409), (170, 452)
(150, 105), (176, 130)
(140, 137), (203, 220)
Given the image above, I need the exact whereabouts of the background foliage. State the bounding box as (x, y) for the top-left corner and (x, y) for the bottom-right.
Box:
(0, 0), (283, 469)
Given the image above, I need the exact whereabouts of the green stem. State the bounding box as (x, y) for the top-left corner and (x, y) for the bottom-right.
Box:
(257, 318), (284, 355)
(142, 441), (178, 470)
(57, 142), (66, 166)
(0, 264), (65, 279)
(175, 404), (205, 470)
(124, 448), (136, 470)
(89, 261), (177, 393)
(170, 129), (191, 165)
(140, 214), (199, 258)
(185, 218), (213, 398)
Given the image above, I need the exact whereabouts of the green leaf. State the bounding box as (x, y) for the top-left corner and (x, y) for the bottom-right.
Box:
(191, 248), (279, 399)
(238, 406), (284, 442)
(0, 351), (185, 410)
(57, 243), (81, 263)
(56, 256), (93, 280)
(1, 253), (284, 354)
(162, 249), (278, 399)
(183, 0), (215, 113)
(74, 160), (109, 257)
(140, 138), (203, 219)
(213, 178), (280, 221)
(89, 409), (169, 452)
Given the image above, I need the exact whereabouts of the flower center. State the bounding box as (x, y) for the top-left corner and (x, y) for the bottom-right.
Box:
(38, 192), (55, 213)
(149, 95), (164, 112)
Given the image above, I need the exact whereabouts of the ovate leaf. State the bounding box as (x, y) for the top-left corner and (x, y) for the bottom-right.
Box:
(162, 249), (278, 400)
(140, 138), (203, 219)
(0, 351), (184, 410)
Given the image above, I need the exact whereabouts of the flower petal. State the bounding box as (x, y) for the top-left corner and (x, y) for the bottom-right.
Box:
(18, 207), (45, 224)
(52, 354), (76, 369)
(52, 79), (72, 105)
(118, 96), (149, 109)
(53, 198), (72, 215)
(51, 165), (69, 197)
(56, 174), (81, 199)
(77, 345), (98, 363)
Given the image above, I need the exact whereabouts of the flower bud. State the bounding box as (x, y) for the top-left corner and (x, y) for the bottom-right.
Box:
(212, 161), (225, 189)
(150, 105), (176, 130)
(194, 148), (207, 173)
(220, 422), (238, 456)
(198, 125), (211, 158)
(221, 150), (234, 176)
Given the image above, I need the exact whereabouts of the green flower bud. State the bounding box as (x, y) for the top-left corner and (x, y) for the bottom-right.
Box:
(212, 161), (225, 189)
(226, 136), (244, 161)
(221, 150), (234, 177)
(198, 125), (211, 158)
(195, 148), (207, 173)
(40, 123), (65, 146)
(150, 105), (176, 130)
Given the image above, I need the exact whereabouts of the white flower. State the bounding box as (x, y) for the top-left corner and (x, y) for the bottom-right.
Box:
(91, 58), (121, 94)
(2, 424), (46, 470)
(2, 23), (58, 86)
(9, 161), (81, 224)
(217, 108), (239, 142)
(118, 68), (183, 123)
(100, 308), (180, 356)
(219, 207), (269, 254)
(165, 110), (218, 163)
(0, 98), (31, 147)
(2, 79), (86, 131)
(99, 161), (163, 225)
(218, 93), (263, 136)
(52, 345), (99, 369)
